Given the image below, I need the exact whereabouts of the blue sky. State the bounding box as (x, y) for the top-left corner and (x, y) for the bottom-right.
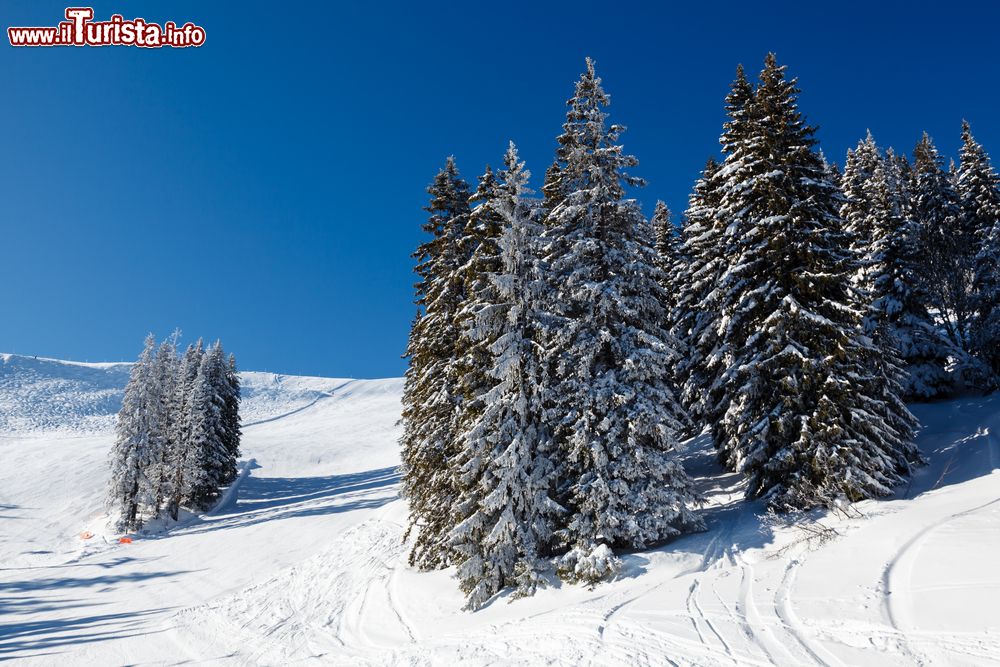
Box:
(2, 1), (998, 378)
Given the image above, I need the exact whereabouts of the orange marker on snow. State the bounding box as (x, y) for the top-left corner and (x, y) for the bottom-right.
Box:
(119, 537), (133, 544)
(80, 531), (94, 540)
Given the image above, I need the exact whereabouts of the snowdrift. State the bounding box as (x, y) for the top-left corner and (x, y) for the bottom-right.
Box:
(0, 353), (997, 665)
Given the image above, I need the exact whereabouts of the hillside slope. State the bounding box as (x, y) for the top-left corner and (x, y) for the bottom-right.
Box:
(0, 353), (997, 665)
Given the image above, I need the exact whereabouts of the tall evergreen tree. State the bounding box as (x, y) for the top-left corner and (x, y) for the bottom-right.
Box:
(107, 334), (163, 531)
(841, 143), (923, 467)
(453, 165), (505, 478)
(712, 54), (919, 509)
(956, 121), (1000, 376)
(220, 352), (243, 484)
(912, 133), (974, 356)
(702, 65), (762, 446)
(181, 345), (231, 510)
(673, 157), (723, 425)
(165, 339), (205, 520)
(450, 143), (562, 609)
(401, 157), (473, 569)
(844, 140), (953, 399)
(151, 334), (180, 513)
(539, 59), (700, 577)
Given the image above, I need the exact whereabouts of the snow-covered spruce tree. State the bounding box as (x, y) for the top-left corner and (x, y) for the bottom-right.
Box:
(165, 339), (205, 520)
(843, 139), (953, 399)
(842, 149), (922, 464)
(450, 142), (563, 609)
(700, 64), (765, 467)
(151, 334), (180, 514)
(400, 157), (473, 570)
(179, 344), (231, 510)
(539, 59), (700, 580)
(912, 133), (974, 360)
(220, 352), (242, 484)
(711, 54), (919, 509)
(841, 132), (883, 265)
(452, 165), (504, 467)
(672, 157), (723, 426)
(652, 201), (682, 284)
(107, 334), (164, 531)
(956, 121), (1000, 377)
(651, 200), (696, 434)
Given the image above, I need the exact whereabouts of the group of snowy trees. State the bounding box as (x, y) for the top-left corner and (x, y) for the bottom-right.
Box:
(838, 125), (1000, 397)
(107, 333), (241, 532)
(401, 55), (1000, 609)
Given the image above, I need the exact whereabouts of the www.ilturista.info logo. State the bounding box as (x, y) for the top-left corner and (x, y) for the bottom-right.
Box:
(8, 8), (205, 48)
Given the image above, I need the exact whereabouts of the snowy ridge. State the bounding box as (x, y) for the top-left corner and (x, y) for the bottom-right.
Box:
(0, 353), (364, 435)
(0, 354), (131, 434)
(1, 355), (999, 665)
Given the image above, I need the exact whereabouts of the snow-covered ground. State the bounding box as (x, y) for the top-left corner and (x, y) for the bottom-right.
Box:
(1, 353), (998, 665)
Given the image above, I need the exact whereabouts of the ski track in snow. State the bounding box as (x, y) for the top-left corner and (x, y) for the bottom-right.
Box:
(2, 355), (1000, 665)
(880, 494), (1000, 666)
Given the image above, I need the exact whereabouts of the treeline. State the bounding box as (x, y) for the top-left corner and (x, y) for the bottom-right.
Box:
(107, 333), (242, 531)
(401, 54), (1000, 609)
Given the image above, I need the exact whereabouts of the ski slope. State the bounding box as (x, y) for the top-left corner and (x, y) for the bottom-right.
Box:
(1, 353), (998, 665)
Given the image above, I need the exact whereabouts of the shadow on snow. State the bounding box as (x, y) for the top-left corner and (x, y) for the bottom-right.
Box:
(0, 560), (188, 659)
(176, 465), (401, 535)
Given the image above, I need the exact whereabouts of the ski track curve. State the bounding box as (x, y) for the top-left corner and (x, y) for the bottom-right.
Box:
(736, 554), (796, 666)
(881, 494), (1000, 665)
(773, 558), (842, 667)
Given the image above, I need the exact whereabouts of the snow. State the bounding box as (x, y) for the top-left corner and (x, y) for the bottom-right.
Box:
(1, 353), (999, 665)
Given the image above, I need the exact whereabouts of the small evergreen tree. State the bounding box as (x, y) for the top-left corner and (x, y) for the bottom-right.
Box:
(841, 132), (883, 267)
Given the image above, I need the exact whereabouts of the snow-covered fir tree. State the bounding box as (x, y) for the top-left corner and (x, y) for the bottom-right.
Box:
(151, 334), (180, 513)
(220, 352), (242, 485)
(400, 157), (473, 570)
(180, 344), (232, 510)
(673, 157), (723, 426)
(711, 54), (920, 509)
(912, 133), (975, 358)
(539, 59), (700, 578)
(107, 334), (164, 531)
(956, 121), (1000, 377)
(652, 201), (683, 288)
(698, 64), (762, 466)
(165, 339), (205, 520)
(651, 199), (695, 430)
(452, 165), (505, 472)
(841, 132), (883, 265)
(842, 138), (953, 399)
(107, 333), (240, 528)
(841, 144), (923, 465)
(450, 142), (562, 609)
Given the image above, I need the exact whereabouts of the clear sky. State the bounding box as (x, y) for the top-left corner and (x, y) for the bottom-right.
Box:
(3, 1), (998, 378)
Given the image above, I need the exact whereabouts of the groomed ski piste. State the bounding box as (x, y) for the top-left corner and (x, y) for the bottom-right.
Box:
(1, 353), (998, 665)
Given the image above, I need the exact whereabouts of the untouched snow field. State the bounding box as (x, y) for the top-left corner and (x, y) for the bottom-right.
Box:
(1, 354), (998, 665)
